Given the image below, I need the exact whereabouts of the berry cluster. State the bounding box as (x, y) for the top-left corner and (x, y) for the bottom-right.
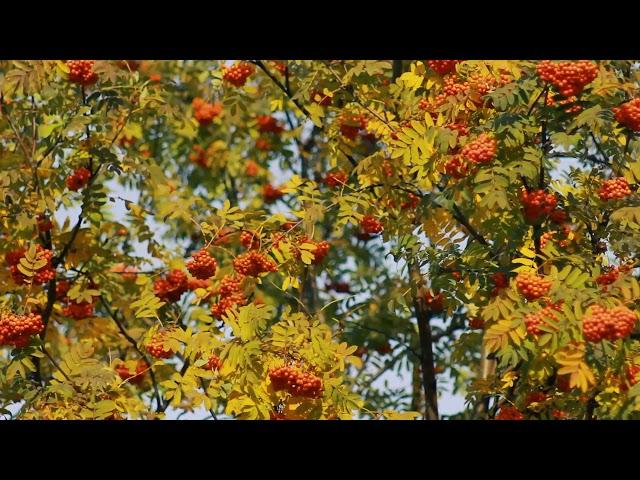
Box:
(469, 317), (485, 329)
(495, 406), (524, 420)
(582, 305), (638, 343)
(153, 269), (189, 302)
(233, 251), (277, 277)
(66, 60), (98, 86)
(245, 160), (259, 177)
(0, 312), (44, 347)
(56, 279), (71, 300)
(192, 98), (223, 126)
(189, 145), (209, 168)
(271, 61), (287, 74)
(360, 215), (383, 235)
(540, 224), (573, 249)
(115, 360), (147, 385)
(490, 272), (509, 297)
(524, 304), (561, 335)
(446, 123), (469, 137)
(400, 193), (420, 210)
(205, 354), (222, 371)
(445, 155), (471, 179)
(549, 209), (568, 224)
(339, 113), (368, 140)
(186, 249), (217, 280)
(515, 272), (552, 301)
(460, 134), (497, 165)
(520, 189), (558, 223)
(37, 214), (53, 233)
(222, 62), (255, 87)
(546, 94), (582, 113)
(536, 60), (598, 97)
(597, 177), (632, 201)
(323, 170), (348, 189)
(427, 60), (461, 76)
(424, 290), (444, 313)
(596, 267), (620, 286)
(299, 237), (330, 265)
(256, 115), (284, 134)
(256, 138), (272, 151)
(524, 391), (547, 406)
(66, 167), (91, 191)
(240, 231), (261, 250)
(6, 246), (55, 285)
(210, 275), (247, 319)
(269, 366), (324, 399)
(613, 98), (640, 131)
(627, 363), (640, 386)
(62, 299), (95, 320)
(145, 331), (174, 359)
(468, 72), (512, 99)
(262, 184), (284, 203)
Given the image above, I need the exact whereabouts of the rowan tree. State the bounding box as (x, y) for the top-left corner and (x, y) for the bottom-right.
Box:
(0, 59), (639, 420)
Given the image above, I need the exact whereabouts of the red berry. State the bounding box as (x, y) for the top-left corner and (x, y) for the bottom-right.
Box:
(613, 98), (640, 131)
(66, 60), (98, 86)
(536, 60), (598, 97)
(186, 249), (217, 280)
(360, 215), (383, 235)
(515, 272), (552, 301)
(222, 62), (255, 87)
(597, 177), (632, 201)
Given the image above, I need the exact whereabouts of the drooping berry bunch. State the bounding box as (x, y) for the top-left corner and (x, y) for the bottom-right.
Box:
(460, 134), (497, 165)
(256, 115), (284, 134)
(520, 189), (558, 223)
(6, 245), (55, 285)
(186, 249), (217, 280)
(62, 299), (95, 320)
(145, 331), (174, 359)
(153, 269), (189, 302)
(444, 155), (471, 179)
(268, 366), (324, 399)
(262, 184), (284, 203)
(115, 360), (148, 385)
(490, 272), (509, 297)
(210, 274), (247, 319)
(66, 167), (91, 191)
(540, 224), (573, 249)
(298, 237), (330, 265)
(56, 280), (71, 300)
(66, 60), (98, 86)
(613, 98), (640, 131)
(323, 170), (348, 189)
(360, 215), (383, 235)
(189, 145), (209, 167)
(240, 231), (261, 250)
(222, 62), (255, 87)
(205, 354), (222, 371)
(596, 267), (620, 286)
(424, 290), (444, 313)
(627, 363), (640, 386)
(245, 160), (259, 177)
(536, 60), (598, 97)
(495, 405), (524, 420)
(0, 312), (44, 347)
(233, 251), (277, 277)
(339, 113), (368, 140)
(446, 122), (469, 137)
(427, 60), (461, 76)
(524, 303), (562, 335)
(400, 193), (420, 210)
(516, 272), (552, 301)
(192, 98), (223, 126)
(597, 177), (632, 201)
(582, 305), (638, 343)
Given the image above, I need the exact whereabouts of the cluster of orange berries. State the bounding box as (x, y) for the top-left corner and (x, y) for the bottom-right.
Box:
(262, 184), (284, 203)
(444, 155), (470, 179)
(256, 138), (272, 151)
(323, 170), (348, 189)
(524, 303), (562, 335)
(256, 115), (284, 134)
(467, 72), (512, 99)
(546, 94), (582, 113)
(0, 312), (44, 347)
(516, 272), (552, 301)
(596, 267), (620, 286)
(424, 290), (445, 313)
(339, 113), (368, 140)
(189, 145), (209, 168)
(540, 224), (573, 249)
(582, 305), (637, 343)
(145, 331), (174, 359)
(299, 237), (330, 265)
(613, 98), (640, 131)
(627, 363), (640, 386)
(447, 123), (469, 137)
(268, 366), (324, 399)
(205, 354), (222, 371)
(66, 60), (98, 86)
(520, 189), (558, 223)
(115, 360), (148, 385)
(597, 177), (632, 201)
(186, 249), (217, 280)
(360, 215), (383, 235)
(427, 60), (461, 76)
(240, 231), (261, 250)
(153, 269), (189, 303)
(222, 62), (255, 87)
(192, 98), (223, 126)
(271, 61), (287, 75)
(62, 299), (95, 320)
(233, 251), (277, 277)
(495, 405), (524, 420)
(66, 167), (91, 191)
(469, 317), (485, 329)
(6, 246), (55, 285)
(460, 134), (497, 165)
(524, 391), (547, 406)
(245, 160), (259, 177)
(536, 60), (598, 97)
(210, 274), (247, 320)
